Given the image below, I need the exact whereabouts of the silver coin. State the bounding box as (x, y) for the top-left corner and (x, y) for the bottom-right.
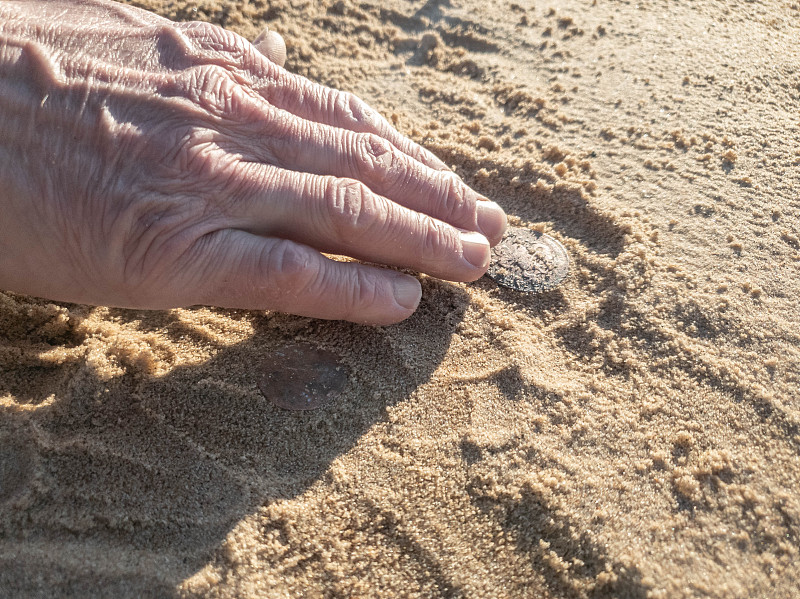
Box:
(485, 227), (569, 293)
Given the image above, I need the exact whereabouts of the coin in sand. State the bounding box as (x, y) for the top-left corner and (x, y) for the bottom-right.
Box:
(258, 343), (349, 411)
(486, 227), (569, 293)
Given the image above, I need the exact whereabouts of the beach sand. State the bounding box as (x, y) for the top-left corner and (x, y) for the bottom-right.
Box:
(2, 0), (799, 597)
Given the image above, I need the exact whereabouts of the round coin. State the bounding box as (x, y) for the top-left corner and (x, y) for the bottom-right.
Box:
(485, 227), (569, 293)
(258, 343), (349, 411)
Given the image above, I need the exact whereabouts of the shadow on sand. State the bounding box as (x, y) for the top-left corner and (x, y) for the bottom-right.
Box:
(0, 279), (469, 595)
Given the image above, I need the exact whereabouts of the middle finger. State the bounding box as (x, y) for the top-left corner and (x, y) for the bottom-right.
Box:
(237, 116), (508, 245)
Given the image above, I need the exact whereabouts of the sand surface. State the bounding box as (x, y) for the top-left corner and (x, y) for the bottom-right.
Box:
(2, 0), (800, 597)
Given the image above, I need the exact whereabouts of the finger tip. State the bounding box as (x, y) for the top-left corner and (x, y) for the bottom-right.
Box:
(391, 274), (422, 312)
(346, 273), (421, 326)
(460, 230), (491, 271)
(476, 200), (508, 246)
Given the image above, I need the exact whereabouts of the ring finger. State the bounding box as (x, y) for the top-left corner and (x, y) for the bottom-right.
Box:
(227, 164), (493, 282)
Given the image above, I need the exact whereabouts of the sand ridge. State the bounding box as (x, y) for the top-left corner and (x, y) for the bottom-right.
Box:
(2, 0), (800, 597)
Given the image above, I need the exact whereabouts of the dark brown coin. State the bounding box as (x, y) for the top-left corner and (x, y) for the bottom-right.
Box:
(258, 343), (349, 411)
(485, 227), (569, 293)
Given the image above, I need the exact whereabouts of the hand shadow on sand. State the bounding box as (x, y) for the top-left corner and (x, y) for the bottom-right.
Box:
(0, 278), (469, 596)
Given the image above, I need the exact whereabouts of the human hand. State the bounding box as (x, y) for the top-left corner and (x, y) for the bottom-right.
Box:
(0, 0), (506, 325)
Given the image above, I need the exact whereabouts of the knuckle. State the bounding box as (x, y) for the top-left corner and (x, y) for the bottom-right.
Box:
(324, 178), (381, 236)
(420, 220), (458, 264)
(187, 64), (246, 116)
(181, 20), (247, 60)
(156, 50), (255, 120)
(337, 91), (379, 131)
(258, 239), (317, 291)
(156, 22), (252, 73)
(343, 269), (381, 317)
(356, 133), (399, 181)
(165, 125), (239, 185)
(151, 23), (195, 68)
(438, 173), (469, 221)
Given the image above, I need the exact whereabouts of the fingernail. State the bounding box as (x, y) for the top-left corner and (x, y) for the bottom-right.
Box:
(392, 275), (422, 311)
(476, 200), (508, 243)
(460, 230), (491, 269)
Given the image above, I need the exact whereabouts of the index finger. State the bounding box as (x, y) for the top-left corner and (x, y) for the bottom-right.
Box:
(179, 21), (452, 171)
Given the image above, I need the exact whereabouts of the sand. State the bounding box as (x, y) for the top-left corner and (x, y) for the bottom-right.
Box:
(1, 0), (799, 597)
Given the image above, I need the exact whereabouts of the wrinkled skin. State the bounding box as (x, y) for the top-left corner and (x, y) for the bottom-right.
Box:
(0, 0), (506, 325)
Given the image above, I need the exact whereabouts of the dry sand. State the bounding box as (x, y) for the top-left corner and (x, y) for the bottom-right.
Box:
(2, 0), (800, 597)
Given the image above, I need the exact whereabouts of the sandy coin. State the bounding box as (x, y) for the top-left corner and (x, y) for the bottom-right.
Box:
(485, 227), (570, 293)
(258, 343), (348, 411)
